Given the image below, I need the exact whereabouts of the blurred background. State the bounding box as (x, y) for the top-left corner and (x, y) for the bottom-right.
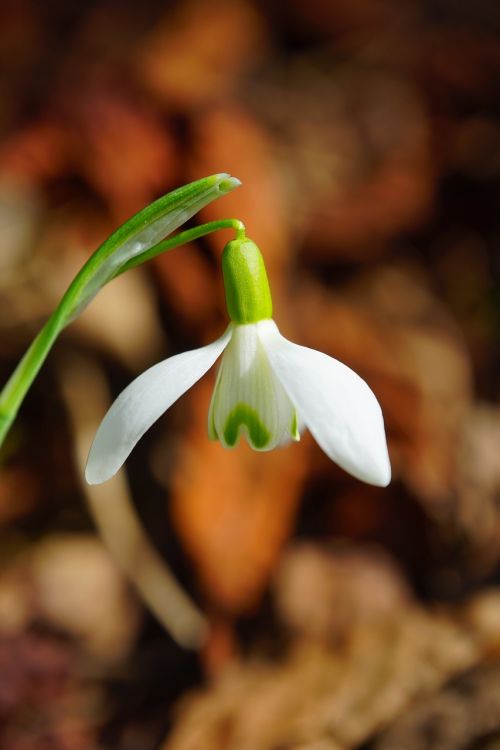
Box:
(1, 0), (500, 748)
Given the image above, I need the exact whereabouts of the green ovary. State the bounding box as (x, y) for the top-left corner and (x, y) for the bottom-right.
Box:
(222, 402), (271, 449)
(221, 238), (273, 324)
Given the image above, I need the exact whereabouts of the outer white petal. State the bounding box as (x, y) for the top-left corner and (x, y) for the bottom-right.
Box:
(85, 326), (232, 484)
(259, 321), (391, 487)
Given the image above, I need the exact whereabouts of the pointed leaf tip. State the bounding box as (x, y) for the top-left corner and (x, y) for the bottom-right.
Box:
(217, 175), (242, 193)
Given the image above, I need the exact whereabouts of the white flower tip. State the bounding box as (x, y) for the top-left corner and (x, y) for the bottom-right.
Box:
(84, 450), (118, 485)
(331, 433), (391, 488)
(343, 405), (392, 487)
(84, 467), (103, 486)
(365, 448), (392, 487)
(85, 471), (100, 486)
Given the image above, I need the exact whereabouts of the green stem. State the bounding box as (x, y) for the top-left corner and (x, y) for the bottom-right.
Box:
(0, 312), (64, 445)
(114, 219), (246, 277)
(0, 218), (245, 451)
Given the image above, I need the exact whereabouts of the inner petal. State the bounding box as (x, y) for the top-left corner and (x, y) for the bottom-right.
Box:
(208, 323), (300, 451)
(223, 403), (271, 449)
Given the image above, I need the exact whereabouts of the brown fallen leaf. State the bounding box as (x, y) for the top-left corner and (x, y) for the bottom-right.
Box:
(170, 376), (310, 615)
(373, 664), (500, 750)
(0, 118), (71, 184)
(450, 405), (500, 574)
(274, 544), (411, 642)
(0, 465), (40, 526)
(138, 0), (269, 109)
(163, 546), (485, 750)
(425, 27), (500, 101)
(268, 0), (399, 39)
(0, 179), (42, 284)
(0, 629), (100, 749)
(247, 57), (434, 260)
(0, 533), (141, 662)
(30, 534), (142, 662)
(68, 86), (178, 221)
(153, 242), (218, 337)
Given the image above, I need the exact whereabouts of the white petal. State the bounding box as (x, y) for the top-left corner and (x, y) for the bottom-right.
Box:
(208, 322), (299, 451)
(86, 326), (232, 484)
(259, 320), (391, 486)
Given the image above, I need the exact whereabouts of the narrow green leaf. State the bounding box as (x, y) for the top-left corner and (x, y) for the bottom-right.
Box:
(62, 173), (241, 323)
(0, 174), (241, 450)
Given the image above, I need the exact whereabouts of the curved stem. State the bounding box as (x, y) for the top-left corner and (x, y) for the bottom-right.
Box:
(114, 219), (246, 277)
(0, 218), (245, 451)
(0, 312), (64, 446)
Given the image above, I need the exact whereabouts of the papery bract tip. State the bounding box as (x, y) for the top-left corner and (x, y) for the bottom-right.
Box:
(217, 175), (242, 193)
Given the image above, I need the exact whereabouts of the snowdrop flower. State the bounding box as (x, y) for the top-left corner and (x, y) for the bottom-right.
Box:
(86, 237), (391, 486)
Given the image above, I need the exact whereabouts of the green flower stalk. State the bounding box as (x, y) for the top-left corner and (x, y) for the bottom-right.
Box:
(0, 174), (242, 448)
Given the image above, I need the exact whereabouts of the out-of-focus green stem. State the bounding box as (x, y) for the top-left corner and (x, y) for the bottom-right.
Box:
(0, 218), (245, 451)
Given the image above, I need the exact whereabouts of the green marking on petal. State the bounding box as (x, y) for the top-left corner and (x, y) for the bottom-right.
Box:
(290, 411), (300, 441)
(223, 402), (271, 449)
(208, 404), (218, 441)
